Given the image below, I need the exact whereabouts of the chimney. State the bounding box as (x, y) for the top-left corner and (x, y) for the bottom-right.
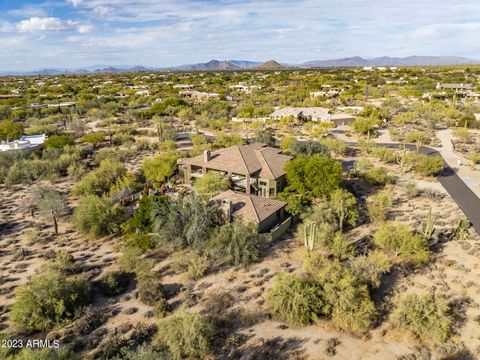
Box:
(203, 149), (211, 162)
(222, 199), (233, 223)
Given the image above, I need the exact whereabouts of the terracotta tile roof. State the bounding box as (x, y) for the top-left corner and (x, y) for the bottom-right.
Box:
(179, 143), (292, 180)
(211, 190), (286, 223)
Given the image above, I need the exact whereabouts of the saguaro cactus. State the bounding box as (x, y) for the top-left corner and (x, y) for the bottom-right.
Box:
(422, 208), (435, 241)
(304, 222), (317, 252)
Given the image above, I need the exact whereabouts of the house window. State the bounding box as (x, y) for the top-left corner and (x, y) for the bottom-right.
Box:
(269, 188), (275, 197)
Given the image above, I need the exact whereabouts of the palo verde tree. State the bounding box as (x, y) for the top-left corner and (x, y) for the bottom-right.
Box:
(285, 155), (342, 200)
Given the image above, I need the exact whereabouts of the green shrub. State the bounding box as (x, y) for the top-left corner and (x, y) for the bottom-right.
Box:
(391, 291), (452, 343)
(152, 194), (220, 248)
(285, 155), (342, 199)
(128, 195), (169, 234)
(98, 271), (131, 296)
(207, 221), (267, 266)
(142, 151), (180, 187)
(110, 345), (171, 360)
(322, 272), (376, 334)
(3, 348), (78, 360)
(11, 270), (91, 331)
(267, 272), (326, 326)
(373, 222), (430, 266)
(72, 159), (126, 196)
(154, 308), (214, 360)
(350, 250), (391, 288)
(80, 132), (105, 147)
(289, 140), (330, 157)
(359, 167), (394, 186)
(193, 172), (230, 197)
(153, 298), (171, 318)
(137, 270), (165, 306)
(124, 233), (156, 252)
(0, 119), (23, 141)
(367, 189), (393, 223)
(44, 134), (75, 149)
(73, 195), (126, 238)
(184, 256), (209, 281)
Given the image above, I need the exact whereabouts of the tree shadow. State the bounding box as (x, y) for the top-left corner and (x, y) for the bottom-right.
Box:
(230, 336), (307, 360)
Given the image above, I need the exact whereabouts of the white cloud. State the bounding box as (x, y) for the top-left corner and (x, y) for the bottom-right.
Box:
(76, 23), (95, 33)
(16, 17), (94, 34)
(17, 17), (65, 33)
(67, 0), (84, 7)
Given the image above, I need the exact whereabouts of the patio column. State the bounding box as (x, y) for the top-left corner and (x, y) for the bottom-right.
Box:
(245, 174), (251, 194)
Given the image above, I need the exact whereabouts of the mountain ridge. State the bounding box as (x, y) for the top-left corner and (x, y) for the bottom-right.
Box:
(2, 56), (479, 75)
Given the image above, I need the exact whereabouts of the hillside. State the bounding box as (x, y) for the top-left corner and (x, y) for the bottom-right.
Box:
(254, 59), (285, 70)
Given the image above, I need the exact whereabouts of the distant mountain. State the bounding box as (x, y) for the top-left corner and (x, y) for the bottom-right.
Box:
(172, 59), (261, 71)
(2, 56), (480, 76)
(301, 56), (480, 68)
(254, 59), (285, 70)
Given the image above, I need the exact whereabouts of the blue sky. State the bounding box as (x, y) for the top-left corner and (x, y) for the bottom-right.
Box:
(1, 0), (480, 71)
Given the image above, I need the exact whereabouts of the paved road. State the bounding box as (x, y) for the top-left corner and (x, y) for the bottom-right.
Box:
(346, 142), (480, 235)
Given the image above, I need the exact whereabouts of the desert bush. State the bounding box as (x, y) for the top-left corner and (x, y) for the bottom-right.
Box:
(289, 140), (330, 157)
(207, 221), (267, 266)
(322, 272), (376, 334)
(3, 348), (78, 360)
(124, 233), (156, 252)
(142, 151), (180, 187)
(193, 172), (230, 197)
(391, 291), (452, 343)
(153, 298), (171, 318)
(367, 189), (393, 223)
(98, 271), (131, 297)
(72, 159), (126, 196)
(285, 154), (342, 199)
(127, 195), (169, 234)
(359, 167), (394, 186)
(350, 250), (391, 288)
(373, 222), (430, 267)
(137, 272), (165, 306)
(118, 247), (143, 272)
(152, 194), (220, 248)
(70, 305), (107, 337)
(11, 270), (91, 331)
(73, 195), (126, 238)
(44, 134), (75, 149)
(184, 256), (209, 281)
(404, 152), (444, 176)
(154, 308), (214, 360)
(110, 345), (171, 360)
(371, 147), (396, 163)
(403, 181), (420, 198)
(320, 137), (348, 155)
(267, 272), (326, 326)
(79, 132), (105, 147)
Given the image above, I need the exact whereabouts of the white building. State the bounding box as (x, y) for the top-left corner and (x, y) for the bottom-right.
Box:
(270, 107), (355, 125)
(0, 134), (47, 152)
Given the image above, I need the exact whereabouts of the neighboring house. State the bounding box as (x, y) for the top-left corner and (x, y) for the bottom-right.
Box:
(211, 190), (287, 233)
(270, 107), (355, 125)
(178, 143), (292, 198)
(173, 84), (194, 89)
(0, 134), (47, 152)
(436, 83), (474, 91)
(179, 90), (220, 100)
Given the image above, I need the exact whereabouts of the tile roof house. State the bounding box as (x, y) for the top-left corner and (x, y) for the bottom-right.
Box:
(178, 143), (292, 198)
(211, 190), (287, 233)
(270, 107), (355, 125)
